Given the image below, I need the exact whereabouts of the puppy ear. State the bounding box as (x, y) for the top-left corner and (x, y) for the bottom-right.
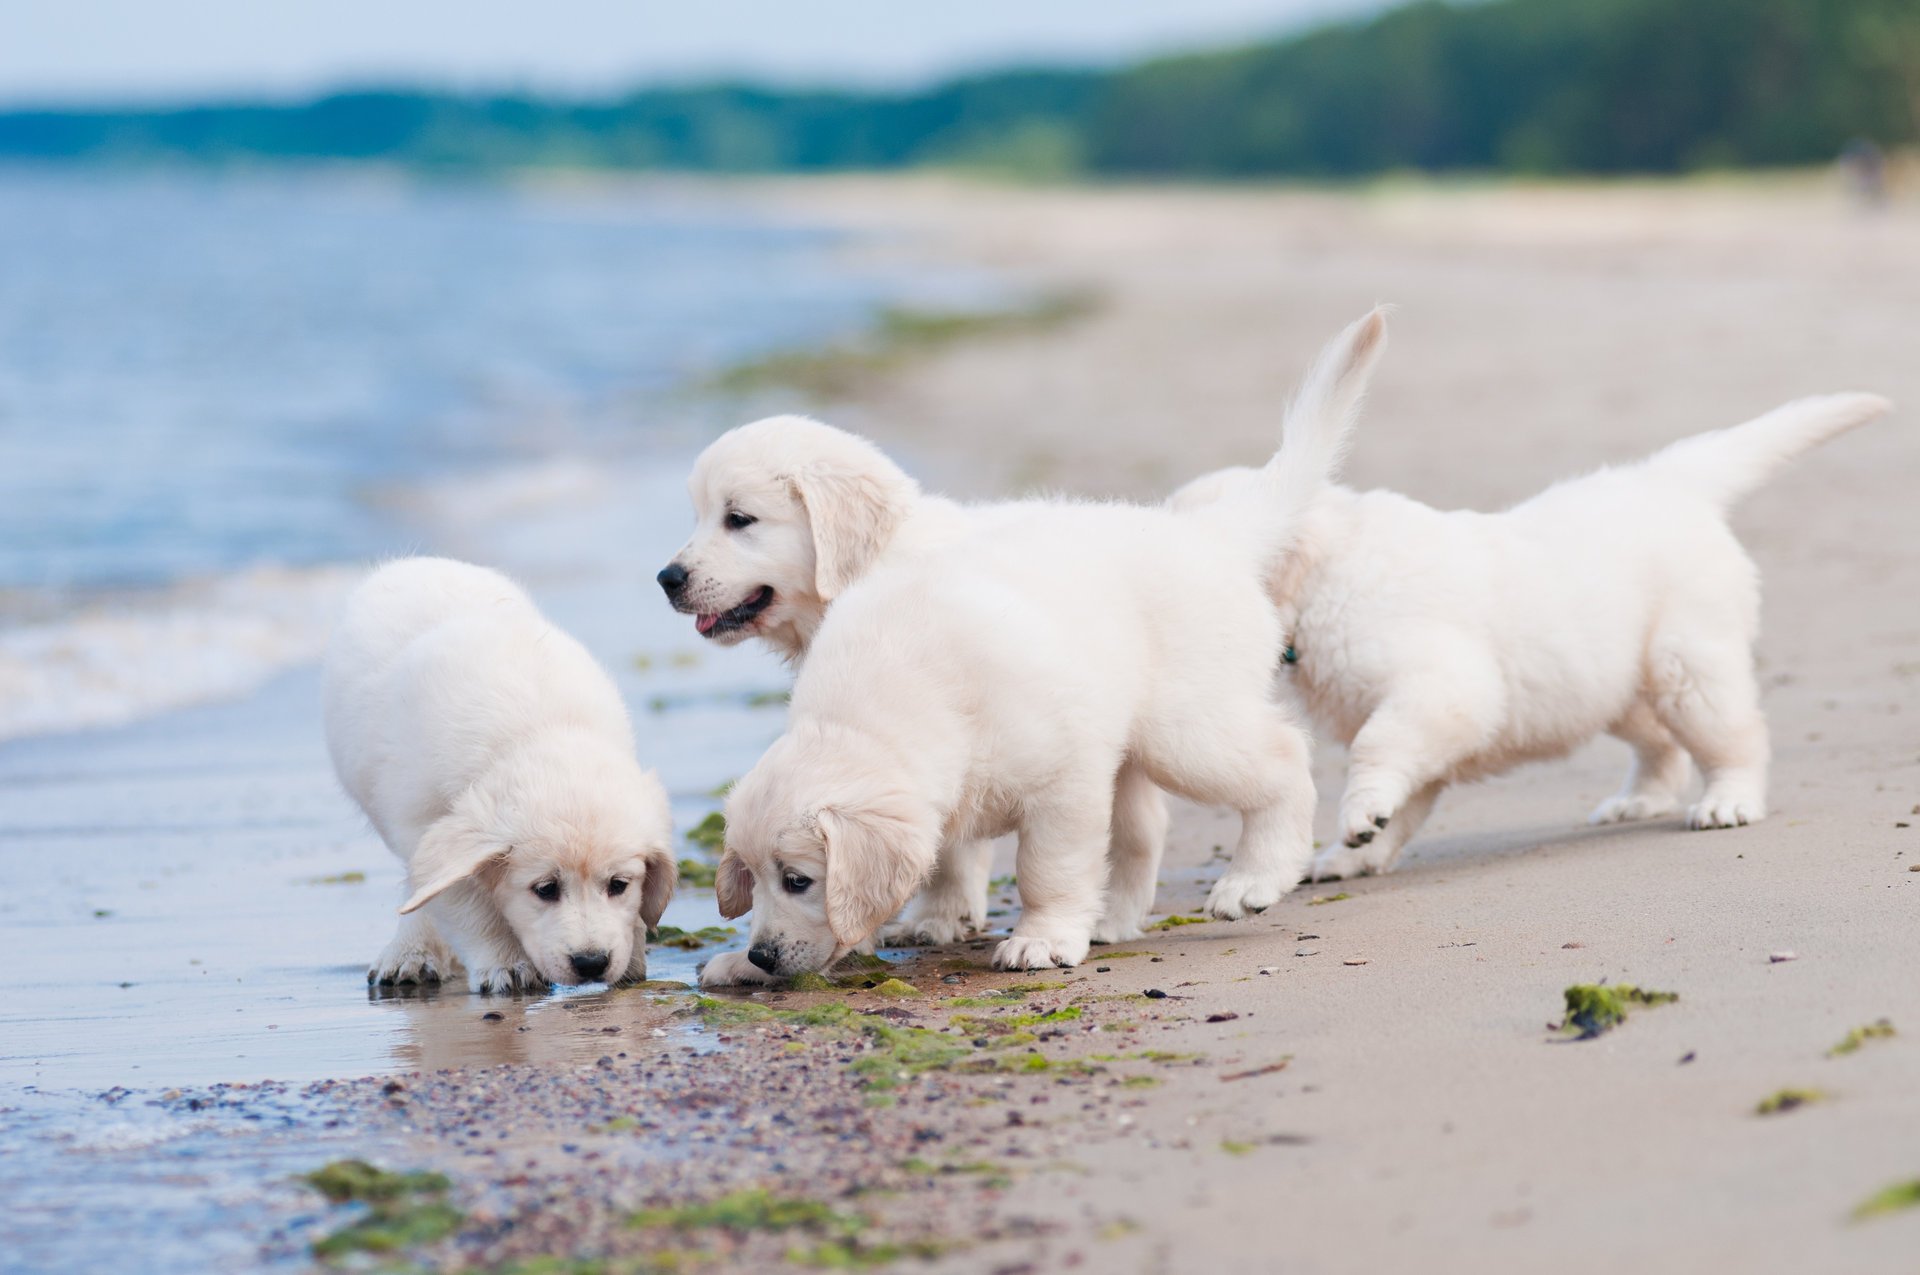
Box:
(399, 816), (503, 914)
(639, 848), (677, 932)
(790, 460), (914, 602)
(821, 806), (933, 948)
(714, 850), (755, 919)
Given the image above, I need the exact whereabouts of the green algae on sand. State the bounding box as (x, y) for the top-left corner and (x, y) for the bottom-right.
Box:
(677, 857), (718, 888)
(651, 924), (738, 951)
(1557, 984), (1678, 1040)
(302, 1159), (461, 1260)
(1755, 1088), (1826, 1116)
(1828, 1018), (1895, 1058)
(684, 811), (727, 851)
(1149, 914), (1209, 931)
(1853, 1178), (1920, 1222)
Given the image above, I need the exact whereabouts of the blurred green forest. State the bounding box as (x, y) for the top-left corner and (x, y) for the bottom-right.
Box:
(3, 0), (1916, 177)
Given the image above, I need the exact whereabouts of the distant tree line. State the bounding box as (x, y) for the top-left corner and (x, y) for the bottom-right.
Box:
(2, 0), (1915, 178)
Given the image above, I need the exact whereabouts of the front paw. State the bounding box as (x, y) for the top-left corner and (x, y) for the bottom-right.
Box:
(993, 932), (1089, 971)
(699, 949), (775, 988)
(369, 943), (449, 987)
(468, 961), (546, 995)
(1204, 870), (1293, 919)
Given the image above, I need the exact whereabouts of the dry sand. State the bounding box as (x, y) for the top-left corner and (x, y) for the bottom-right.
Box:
(709, 174), (1920, 1272)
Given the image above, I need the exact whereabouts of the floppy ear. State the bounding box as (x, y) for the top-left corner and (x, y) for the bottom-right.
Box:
(714, 849), (755, 919)
(399, 816), (504, 914)
(790, 462), (914, 602)
(638, 847), (676, 932)
(821, 806), (934, 948)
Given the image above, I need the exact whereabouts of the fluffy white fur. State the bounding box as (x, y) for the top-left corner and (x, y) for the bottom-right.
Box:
(660, 415), (1084, 945)
(1171, 386), (1891, 880)
(325, 557), (675, 993)
(699, 310), (1390, 987)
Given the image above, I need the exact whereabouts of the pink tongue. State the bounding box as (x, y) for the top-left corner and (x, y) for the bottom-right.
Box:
(696, 614), (719, 635)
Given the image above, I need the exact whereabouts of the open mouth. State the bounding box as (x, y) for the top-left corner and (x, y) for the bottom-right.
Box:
(696, 586), (775, 638)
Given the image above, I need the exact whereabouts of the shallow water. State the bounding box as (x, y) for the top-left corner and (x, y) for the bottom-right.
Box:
(0, 174), (994, 1271)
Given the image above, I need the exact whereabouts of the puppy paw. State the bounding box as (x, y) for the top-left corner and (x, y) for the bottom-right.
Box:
(993, 933), (1089, 971)
(878, 913), (974, 947)
(1339, 801), (1395, 850)
(1308, 842), (1388, 882)
(369, 944), (449, 987)
(1687, 791), (1766, 830)
(468, 961), (546, 995)
(698, 949), (775, 988)
(1204, 871), (1292, 920)
(1588, 792), (1681, 825)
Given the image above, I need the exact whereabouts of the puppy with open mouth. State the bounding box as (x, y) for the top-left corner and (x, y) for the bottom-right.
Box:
(699, 309), (1388, 986)
(1172, 378), (1892, 879)
(657, 415), (1121, 943)
(325, 557), (676, 994)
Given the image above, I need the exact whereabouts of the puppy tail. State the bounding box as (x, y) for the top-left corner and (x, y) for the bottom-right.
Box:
(1645, 392), (1892, 510)
(1242, 304), (1390, 549)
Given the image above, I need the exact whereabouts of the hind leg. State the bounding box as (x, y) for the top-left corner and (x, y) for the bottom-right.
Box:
(1312, 780), (1443, 880)
(1133, 700), (1314, 920)
(880, 839), (993, 946)
(1093, 761), (1168, 943)
(1648, 634), (1769, 829)
(1590, 699), (1693, 825)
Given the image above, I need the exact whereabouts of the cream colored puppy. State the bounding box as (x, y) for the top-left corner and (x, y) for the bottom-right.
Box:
(325, 557), (675, 993)
(657, 416), (1157, 943)
(699, 310), (1387, 985)
(1171, 388), (1891, 880)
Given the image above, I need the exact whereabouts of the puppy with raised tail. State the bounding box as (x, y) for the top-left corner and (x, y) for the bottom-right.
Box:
(325, 557), (675, 993)
(1172, 379), (1892, 879)
(699, 309), (1389, 986)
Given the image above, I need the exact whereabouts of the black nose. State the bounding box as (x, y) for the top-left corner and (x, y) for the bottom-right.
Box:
(747, 943), (779, 974)
(569, 950), (611, 981)
(657, 562), (689, 597)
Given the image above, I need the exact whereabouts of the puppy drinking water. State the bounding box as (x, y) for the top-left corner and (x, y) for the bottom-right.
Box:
(1173, 384), (1891, 879)
(699, 309), (1388, 985)
(325, 557), (675, 993)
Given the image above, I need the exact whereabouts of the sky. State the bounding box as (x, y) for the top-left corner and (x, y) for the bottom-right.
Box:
(0, 0), (1390, 107)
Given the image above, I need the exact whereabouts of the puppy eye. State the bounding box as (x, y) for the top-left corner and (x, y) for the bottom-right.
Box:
(607, 877), (629, 897)
(782, 872), (812, 895)
(531, 880), (561, 903)
(724, 510), (756, 531)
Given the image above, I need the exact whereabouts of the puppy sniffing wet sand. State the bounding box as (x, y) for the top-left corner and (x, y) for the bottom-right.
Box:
(325, 557), (675, 993)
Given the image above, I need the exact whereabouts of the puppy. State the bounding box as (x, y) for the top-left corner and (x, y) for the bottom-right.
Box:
(699, 309), (1388, 986)
(1171, 388), (1891, 879)
(658, 415), (1113, 943)
(325, 557), (675, 993)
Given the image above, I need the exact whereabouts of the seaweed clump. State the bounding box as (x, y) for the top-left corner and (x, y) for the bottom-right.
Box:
(1556, 984), (1678, 1040)
(301, 1160), (461, 1260)
(1755, 1088), (1826, 1116)
(1853, 1179), (1920, 1222)
(1828, 1018), (1895, 1058)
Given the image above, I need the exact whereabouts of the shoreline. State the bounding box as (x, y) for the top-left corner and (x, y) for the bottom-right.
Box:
(5, 174), (1919, 1273)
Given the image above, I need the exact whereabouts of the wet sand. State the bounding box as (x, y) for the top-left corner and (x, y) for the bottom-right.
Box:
(7, 175), (1920, 1273)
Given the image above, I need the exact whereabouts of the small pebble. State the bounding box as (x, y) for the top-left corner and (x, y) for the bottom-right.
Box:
(482, 1011), (504, 1022)
(1150, 956), (1164, 963)
(1143, 988), (1168, 1000)
(1342, 958), (1368, 966)
(1206, 1012), (1239, 1023)
(1768, 950), (1797, 963)
(1257, 967), (1278, 976)
(1095, 966), (1111, 973)
(1678, 1051), (1697, 1065)
(1294, 950), (1318, 957)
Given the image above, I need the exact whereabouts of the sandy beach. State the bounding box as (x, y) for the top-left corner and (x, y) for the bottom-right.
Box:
(7, 174), (1918, 1273)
